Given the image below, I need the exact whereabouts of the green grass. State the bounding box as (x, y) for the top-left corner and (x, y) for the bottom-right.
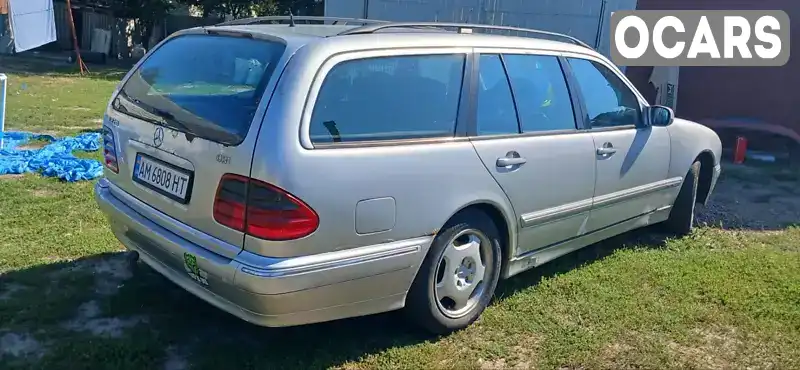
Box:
(1, 57), (799, 370)
(1, 56), (124, 136)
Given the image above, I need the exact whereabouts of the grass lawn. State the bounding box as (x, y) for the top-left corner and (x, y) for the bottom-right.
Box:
(1, 57), (799, 370)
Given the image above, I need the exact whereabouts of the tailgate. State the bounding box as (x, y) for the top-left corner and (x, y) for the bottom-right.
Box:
(101, 31), (287, 258)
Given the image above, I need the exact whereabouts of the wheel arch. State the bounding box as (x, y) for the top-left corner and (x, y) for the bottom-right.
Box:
(437, 200), (517, 280)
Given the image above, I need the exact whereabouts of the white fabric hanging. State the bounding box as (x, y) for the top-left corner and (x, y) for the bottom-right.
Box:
(8, 0), (56, 53)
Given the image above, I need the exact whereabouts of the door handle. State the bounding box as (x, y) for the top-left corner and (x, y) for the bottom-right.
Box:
(596, 142), (617, 156)
(496, 156), (527, 167)
(596, 147), (617, 155)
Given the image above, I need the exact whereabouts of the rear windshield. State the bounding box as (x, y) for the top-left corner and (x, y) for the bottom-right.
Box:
(113, 34), (286, 146)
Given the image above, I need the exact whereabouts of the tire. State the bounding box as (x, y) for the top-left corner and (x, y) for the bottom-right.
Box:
(405, 209), (502, 335)
(664, 161), (701, 235)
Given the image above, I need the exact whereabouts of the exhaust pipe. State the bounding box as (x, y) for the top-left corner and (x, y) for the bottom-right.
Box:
(125, 250), (140, 267)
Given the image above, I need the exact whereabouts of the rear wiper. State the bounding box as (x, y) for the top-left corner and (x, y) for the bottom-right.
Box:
(146, 106), (196, 140)
(118, 90), (197, 140)
(113, 94), (164, 126)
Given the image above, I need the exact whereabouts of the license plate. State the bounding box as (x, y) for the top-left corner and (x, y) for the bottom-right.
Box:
(133, 153), (193, 203)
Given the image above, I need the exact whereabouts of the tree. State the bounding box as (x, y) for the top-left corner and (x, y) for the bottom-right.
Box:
(176, 0), (322, 19)
(178, 0), (263, 18)
(273, 0), (322, 16)
(250, 0), (278, 16)
(111, 0), (175, 47)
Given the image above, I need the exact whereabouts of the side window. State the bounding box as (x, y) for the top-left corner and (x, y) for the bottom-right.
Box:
(309, 54), (465, 144)
(476, 54), (519, 135)
(503, 54), (577, 133)
(567, 58), (642, 128)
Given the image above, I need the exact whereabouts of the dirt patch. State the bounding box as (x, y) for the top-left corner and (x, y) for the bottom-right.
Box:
(0, 283), (26, 302)
(29, 189), (57, 198)
(40, 256), (63, 264)
(79, 254), (135, 295)
(472, 330), (540, 369)
(75, 300), (102, 319)
(72, 316), (148, 339)
(57, 125), (97, 131)
(16, 142), (49, 150)
(599, 342), (635, 364)
(94, 278), (123, 295)
(163, 346), (190, 370)
(47, 259), (88, 280)
(92, 256), (133, 295)
(47, 254), (134, 296)
(63, 300), (148, 338)
(32, 76), (78, 86)
(0, 174), (25, 180)
(57, 255), (144, 338)
(478, 358), (507, 369)
(664, 326), (743, 370)
(91, 255), (134, 281)
(0, 332), (45, 360)
(696, 165), (800, 229)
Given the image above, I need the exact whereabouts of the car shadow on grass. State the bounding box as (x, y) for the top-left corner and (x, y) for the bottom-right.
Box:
(0, 227), (665, 369)
(0, 226), (677, 369)
(1, 252), (433, 369)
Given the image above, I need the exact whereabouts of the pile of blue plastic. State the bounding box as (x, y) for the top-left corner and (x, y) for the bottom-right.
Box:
(0, 131), (103, 182)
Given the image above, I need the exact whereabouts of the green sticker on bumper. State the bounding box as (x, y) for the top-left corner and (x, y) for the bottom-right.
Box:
(183, 253), (208, 286)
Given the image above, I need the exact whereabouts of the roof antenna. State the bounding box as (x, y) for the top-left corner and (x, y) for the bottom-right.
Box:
(288, 11), (296, 27)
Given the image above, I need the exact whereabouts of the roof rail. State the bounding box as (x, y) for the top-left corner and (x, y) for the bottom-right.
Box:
(215, 16), (390, 27)
(338, 22), (593, 49)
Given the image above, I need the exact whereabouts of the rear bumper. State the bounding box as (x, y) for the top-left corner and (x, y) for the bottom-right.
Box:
(94, 178), (431, 327)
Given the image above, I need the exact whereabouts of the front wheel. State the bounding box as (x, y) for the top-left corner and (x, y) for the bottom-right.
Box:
(405, 210), (502, 335)
(664, 161), (701, 235)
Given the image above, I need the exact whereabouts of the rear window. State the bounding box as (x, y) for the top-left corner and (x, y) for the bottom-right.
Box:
(309, 54), (465, 144)
(113, 34), (286, 145)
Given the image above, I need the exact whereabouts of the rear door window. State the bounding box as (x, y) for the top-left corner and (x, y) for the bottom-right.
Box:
(309, 54), (465, 144)
(113, 34), (286, 145)
(476, 54), (519, 136)
(502, 54), (577, 133)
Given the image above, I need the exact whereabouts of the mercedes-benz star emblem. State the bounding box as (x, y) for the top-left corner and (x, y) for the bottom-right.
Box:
(153, 127), (164, 148)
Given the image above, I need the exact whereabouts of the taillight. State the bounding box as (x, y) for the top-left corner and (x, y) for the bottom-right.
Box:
(213, 174), (248, 231)
(102, 126), (119, 173)
(213, 174), (319, 240)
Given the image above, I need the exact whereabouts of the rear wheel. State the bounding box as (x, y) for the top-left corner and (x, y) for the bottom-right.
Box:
(664, 161), (701, 235)
(405, 210), (502, 335)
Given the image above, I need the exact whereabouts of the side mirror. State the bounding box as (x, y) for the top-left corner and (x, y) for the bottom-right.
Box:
(648, 105), (675, 127)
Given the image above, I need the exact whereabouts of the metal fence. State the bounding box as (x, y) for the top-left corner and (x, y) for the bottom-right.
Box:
(325, 0), (638, 56)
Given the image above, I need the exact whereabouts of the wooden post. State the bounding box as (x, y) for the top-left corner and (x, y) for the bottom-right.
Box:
(0, 73), (6, 148)
(65, 0), (88, 74)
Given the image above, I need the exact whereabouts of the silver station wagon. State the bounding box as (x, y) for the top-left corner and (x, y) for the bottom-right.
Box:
(95, 16), (722, 334)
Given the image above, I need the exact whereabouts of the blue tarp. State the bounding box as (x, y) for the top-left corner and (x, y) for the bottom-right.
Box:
(0, 131), (103, 182)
